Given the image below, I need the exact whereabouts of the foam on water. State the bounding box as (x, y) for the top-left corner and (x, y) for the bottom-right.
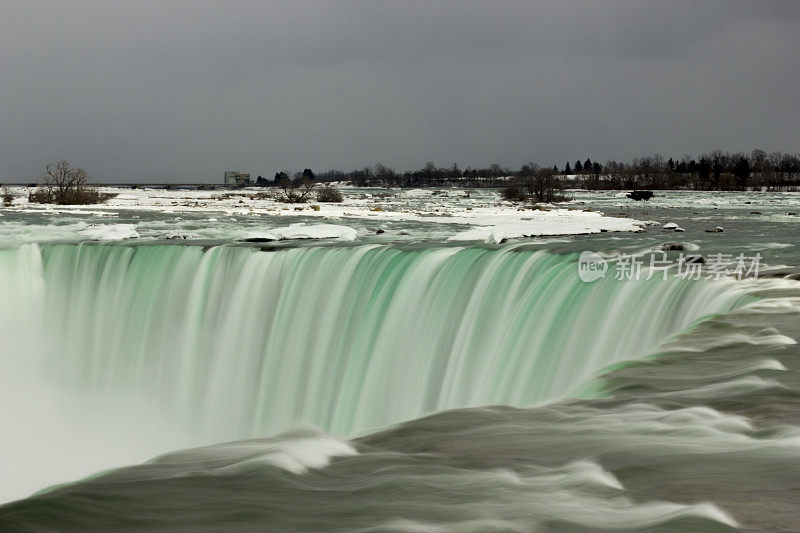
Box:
(152, 428), (359, 476)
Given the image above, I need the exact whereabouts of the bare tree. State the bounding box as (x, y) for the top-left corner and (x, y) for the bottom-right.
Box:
(526, 167), (566, 203)
(300, 175), (316, 199)
(374, 163), (399, 187)
(30, 160), (104, 204)
(278, 172), (316, 203)
(651, 153), (665, 189)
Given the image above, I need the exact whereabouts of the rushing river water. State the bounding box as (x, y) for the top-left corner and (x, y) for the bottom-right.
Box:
(1, 190), (799, 531)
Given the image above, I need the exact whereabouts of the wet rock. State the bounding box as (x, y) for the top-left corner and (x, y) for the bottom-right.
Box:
(662, 222), (679, 230)
(682, 254), (706, 264)
(375, 229), (385, 234)
(658, 243), (686, 251)
(705, 226), (724, 233)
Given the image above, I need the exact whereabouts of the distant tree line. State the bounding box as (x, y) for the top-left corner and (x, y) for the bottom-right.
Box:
(575, 150), (800, 191)
(257, 149), (800, 191)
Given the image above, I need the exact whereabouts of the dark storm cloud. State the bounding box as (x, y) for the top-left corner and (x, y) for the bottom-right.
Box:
(1, 1), (798, 181)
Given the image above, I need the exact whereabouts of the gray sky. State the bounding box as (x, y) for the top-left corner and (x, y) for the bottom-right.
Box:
(1, 1), (798, 182)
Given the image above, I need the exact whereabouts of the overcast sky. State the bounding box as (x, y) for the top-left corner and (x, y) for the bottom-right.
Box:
(1, 1), (798, 182)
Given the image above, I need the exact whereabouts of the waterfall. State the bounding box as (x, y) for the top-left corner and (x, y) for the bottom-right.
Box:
(1, 243), (750, 444)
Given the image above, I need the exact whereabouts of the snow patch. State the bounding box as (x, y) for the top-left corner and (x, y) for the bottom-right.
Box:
(79, 224), (139, 241)
(447, 211), (642, 243)
(271, 224), (358, 241)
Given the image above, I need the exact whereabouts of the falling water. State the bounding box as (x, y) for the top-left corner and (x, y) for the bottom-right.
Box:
(1, 243), (749, 444)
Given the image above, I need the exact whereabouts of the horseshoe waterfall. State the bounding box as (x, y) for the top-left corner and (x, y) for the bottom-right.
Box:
(1, 243), (747, 487)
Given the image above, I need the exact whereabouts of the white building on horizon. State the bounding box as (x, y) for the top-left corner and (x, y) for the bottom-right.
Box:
(224, 171), (251, 187)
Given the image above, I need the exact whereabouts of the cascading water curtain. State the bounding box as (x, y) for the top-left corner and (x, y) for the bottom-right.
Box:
(3, 243), (750, 441)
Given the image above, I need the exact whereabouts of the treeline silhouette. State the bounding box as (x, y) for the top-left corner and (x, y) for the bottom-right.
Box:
(259, 150), (800, 191)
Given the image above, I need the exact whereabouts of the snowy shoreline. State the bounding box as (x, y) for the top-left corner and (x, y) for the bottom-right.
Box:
(1, 186), (646, 244)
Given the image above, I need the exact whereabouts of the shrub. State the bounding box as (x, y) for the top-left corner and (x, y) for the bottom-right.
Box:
(2, 187), (14, 207)
(250, 191), (274, 200)
(29, 187), (116, 205)
(317, 186), (344, 203)
(501, 185), (528, 202)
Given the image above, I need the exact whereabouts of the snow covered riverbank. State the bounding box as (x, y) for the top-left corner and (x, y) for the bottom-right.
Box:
(0, 186), (646, 245)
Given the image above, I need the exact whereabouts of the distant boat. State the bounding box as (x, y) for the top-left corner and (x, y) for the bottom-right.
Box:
(626, 190), (654, 201)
